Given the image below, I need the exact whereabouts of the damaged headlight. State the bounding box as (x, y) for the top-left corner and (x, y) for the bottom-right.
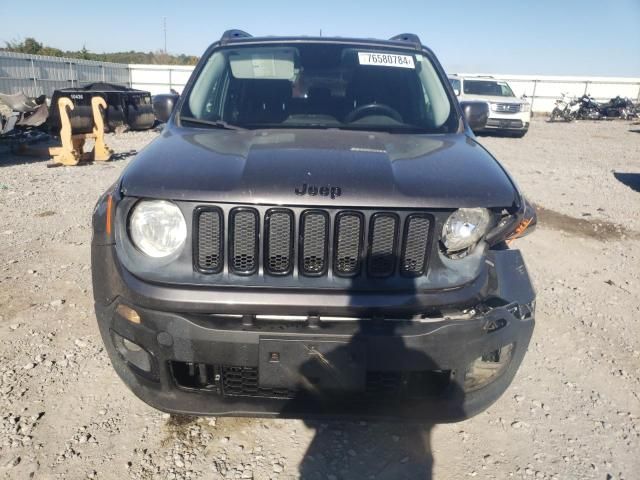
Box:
(129, 200), (187, 258)
(441, 208), (491, 256)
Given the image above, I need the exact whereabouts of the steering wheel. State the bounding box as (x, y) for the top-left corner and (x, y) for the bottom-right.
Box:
(344, 103), (403, 123)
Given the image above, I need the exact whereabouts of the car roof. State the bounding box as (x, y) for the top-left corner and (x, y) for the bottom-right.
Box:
(215, 30), (427, 52)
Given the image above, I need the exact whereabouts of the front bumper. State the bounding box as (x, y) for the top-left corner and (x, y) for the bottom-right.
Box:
(93, 245), (535, 422)
(479, 110), (532, 132)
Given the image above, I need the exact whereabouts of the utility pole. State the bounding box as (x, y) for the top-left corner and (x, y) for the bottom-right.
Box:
(163, 17), (167, 53)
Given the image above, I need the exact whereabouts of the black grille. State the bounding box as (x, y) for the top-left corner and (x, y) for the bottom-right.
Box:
(301, 211), (329, 275)
(230, 209), (258, 274)
(265, 210), (293, 275)
(401, 215), (431, 275)
(194, 207), (432, 279)
(368, 214), (398, 276)
(222, 366), (295, 399)
(334, 212), (363, 276)
(172, 361), (451, 399)
(195, 208), (223, 272)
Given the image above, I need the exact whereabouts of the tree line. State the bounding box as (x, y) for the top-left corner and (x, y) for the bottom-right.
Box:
(2, 38), (199, 65)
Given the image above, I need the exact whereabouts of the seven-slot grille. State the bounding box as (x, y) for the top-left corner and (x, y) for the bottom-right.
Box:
(194, 207), (432, 278)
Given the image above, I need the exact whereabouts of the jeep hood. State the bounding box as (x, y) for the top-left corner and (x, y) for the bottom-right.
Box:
(120, 127), (518, 209)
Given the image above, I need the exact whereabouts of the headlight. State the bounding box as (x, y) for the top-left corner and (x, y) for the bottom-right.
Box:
(489, 103), (498, 112)
(441, 208), (491, 255)
(129, 200), (187, 258)
(520, 103), (531, 112)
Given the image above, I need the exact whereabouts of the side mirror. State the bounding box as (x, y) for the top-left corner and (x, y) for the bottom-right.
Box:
(453, 88), (460, 96)
(152, 93), (180, 123)
(459, 100), (489, 131)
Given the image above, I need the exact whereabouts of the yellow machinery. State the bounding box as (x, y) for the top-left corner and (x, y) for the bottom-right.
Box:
(18, 96), (113, 166)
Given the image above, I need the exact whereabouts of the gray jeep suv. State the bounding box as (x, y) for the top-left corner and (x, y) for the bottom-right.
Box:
(92, 30), (536, 421)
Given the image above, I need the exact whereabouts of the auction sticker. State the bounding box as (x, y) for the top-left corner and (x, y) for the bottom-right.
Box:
(358, 52), (415, 69)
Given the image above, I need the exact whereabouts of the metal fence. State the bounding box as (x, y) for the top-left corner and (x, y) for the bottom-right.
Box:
(0, 51), (130, 98)
(129, 64), (193, 95)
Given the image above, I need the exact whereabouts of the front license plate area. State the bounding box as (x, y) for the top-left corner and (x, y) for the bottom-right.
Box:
(259, 338), (366, 392)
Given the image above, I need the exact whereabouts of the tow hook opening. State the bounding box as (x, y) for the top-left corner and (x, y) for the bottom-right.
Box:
(111, 330), (158, 380)
(463, 343), (514, 392)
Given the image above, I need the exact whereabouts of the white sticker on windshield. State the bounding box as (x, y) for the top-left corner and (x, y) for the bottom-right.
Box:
(358, 52), (415, 69)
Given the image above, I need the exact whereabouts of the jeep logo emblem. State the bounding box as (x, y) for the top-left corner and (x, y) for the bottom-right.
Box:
(295, 183), (342, 199)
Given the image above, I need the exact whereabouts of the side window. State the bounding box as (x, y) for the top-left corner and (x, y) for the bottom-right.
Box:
(416, 56), (450, 128)
(206, 70), (228, 119)
(188, 52), (227, 119)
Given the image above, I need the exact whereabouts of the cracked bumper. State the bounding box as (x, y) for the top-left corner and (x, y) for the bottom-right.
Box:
(92, 245), (535, 421)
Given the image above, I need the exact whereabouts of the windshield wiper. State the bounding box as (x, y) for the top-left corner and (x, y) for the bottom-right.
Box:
(180, 116), (245, 130)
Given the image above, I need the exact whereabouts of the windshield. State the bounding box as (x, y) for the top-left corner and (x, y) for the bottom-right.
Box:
(180, 43), (457, 133)
(463, 79), (515, 97)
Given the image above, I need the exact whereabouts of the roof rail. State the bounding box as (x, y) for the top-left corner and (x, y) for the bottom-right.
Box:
(220, 29), (252, 44)
(389, 33), (422, 48)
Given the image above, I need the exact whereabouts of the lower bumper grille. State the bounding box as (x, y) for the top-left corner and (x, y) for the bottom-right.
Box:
(170, 361), (451, 399)
(486, 119), (525, 129)
(222, 365), (296, 399)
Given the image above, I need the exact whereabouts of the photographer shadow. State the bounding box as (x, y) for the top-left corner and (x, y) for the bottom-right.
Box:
(277, 257), (467, 479)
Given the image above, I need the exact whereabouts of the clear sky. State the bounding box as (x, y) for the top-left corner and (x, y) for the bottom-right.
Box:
(1, 0), (639, 76)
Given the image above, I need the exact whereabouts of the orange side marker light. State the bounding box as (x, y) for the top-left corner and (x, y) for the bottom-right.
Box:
(106, 194), (113, 236)
(506, 217), (533, 245)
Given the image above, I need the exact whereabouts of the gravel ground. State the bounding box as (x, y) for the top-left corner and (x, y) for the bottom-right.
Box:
(0, 119), (638, 480)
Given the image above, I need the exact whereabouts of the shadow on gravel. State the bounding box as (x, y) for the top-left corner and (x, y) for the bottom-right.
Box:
(279, 259), (466, 479)
(298, 420), (435, 479)
(0, 147), (137, 167)
(613, 172), (640, 193)
(0, 145), (54, 167)
(535, 205), (638, 240)
(111, 149), (138, 161)
(159, 260), (468, 479)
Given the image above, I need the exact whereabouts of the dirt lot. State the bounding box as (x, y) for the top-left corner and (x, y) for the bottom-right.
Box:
(0, 119), (639, 480)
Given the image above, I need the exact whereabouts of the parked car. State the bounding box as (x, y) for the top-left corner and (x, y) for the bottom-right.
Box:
(449, 75), (531, 137)
(92, 30), (537, 422)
